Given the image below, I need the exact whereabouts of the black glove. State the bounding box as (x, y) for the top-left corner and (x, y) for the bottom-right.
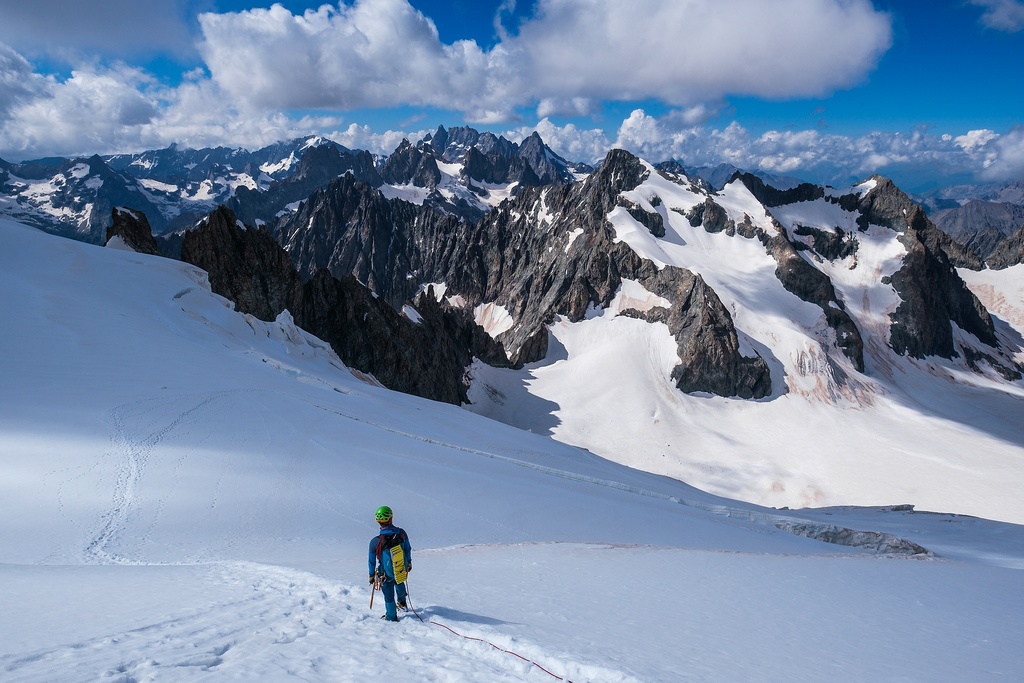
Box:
(369, 575), (375, 585)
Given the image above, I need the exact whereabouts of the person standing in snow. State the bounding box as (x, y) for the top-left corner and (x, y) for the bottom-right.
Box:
(369, 505), (412, 622)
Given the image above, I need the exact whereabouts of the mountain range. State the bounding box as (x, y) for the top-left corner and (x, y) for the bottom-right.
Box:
(81, 127), (1024, 522)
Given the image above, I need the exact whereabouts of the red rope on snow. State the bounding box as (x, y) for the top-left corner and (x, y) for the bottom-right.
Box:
(405, 591), (572, 682)
(427, 619), (572, 682)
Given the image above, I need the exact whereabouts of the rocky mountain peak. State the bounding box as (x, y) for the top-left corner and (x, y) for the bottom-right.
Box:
(380, 138), (442, 188)
(733, 172), (825, 207)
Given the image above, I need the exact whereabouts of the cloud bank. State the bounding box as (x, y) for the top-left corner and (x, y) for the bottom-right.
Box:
(506, 110), (1024, 189)
(197, 0), (892, 120)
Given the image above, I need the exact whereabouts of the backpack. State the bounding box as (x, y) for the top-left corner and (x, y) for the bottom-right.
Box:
(375, 530), (408, 585)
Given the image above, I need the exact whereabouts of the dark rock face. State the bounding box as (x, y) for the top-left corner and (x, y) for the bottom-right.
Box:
(461, 146), (542, 186)
(761, 225), (865, 371)
(622, 198), (666, 237)
(180, 205), (503, 404)
(637, 269), (772, 398)
(792, 225), (858, 261)
(429, 126), (519, 162)
(106, 207), (159, 255)
(987, 224), (1024, 269)
(687, 197), (735, 234)
(296, 274), (488, 405)
(276, 173), (467, 293)
(734, 172), (824, 207)
(517, 132), (568, 185)
(846, 178), (997, 357)
(181, 206), (303, 322)
(380, 139), (441, 188)
(426, 125), (583, 186)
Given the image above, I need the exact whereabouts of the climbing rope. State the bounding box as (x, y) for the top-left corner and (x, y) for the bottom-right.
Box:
(404, 584), (573, 682)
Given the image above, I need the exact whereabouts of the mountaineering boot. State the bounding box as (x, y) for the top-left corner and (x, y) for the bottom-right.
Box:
(382, 614), (400, 622)
(397, 600), (408, 611)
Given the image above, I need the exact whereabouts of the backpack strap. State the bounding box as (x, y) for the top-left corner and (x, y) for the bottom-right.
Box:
(375, 530), (406, 565)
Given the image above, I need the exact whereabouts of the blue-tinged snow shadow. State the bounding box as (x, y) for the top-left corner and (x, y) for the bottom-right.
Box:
(417, 606), (516, 626)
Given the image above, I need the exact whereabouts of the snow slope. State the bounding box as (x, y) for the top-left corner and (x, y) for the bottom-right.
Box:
(2, 220), (1024, 681)
(466, 166), (1024, 524)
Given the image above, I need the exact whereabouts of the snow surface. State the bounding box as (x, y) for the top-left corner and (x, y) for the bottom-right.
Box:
(467, 170), (1024, 524)
(3, 219), (1024, 682)
(960, 265), (1024, 341)
(474, 302), (515, 339)
(379, 183), (432, 205)
(379, 160), (518, 214)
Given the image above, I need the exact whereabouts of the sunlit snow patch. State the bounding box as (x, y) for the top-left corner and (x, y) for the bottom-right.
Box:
(403, 304), (423, 324)
(607, 279), (672, 315)
(474, 302), (514, 339)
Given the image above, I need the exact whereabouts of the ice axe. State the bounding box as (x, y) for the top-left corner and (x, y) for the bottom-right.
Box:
(370, 573), (381, 609)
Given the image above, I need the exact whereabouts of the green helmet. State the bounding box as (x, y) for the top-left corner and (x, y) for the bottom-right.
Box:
(375, 505), (393, 522)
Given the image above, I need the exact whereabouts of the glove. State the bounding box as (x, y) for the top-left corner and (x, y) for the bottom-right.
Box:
(369, 575), (375, 585)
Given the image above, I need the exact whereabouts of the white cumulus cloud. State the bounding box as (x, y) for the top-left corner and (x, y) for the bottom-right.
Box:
(197, 0), (892, 121)
(198, 1), (495, 116)
(980, 127), (1024, 179)
(503, 0), (892, 110)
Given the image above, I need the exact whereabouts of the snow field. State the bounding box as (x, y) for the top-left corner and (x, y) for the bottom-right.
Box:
(3, 220), (1024, 681)
(5, 545), (1024, 682)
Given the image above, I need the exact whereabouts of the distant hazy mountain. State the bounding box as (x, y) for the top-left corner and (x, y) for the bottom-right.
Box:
(918, 180), (1024, 212)
(930, 200), (1024, 262)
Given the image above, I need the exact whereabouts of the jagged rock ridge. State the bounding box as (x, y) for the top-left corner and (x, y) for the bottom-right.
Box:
(175, 206), (505, 404)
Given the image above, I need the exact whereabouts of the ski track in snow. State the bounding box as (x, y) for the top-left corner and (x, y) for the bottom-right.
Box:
(84, 392), (240, 565)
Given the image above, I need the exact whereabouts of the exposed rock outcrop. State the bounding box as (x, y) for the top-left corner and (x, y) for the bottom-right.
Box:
(761, 223), (865, 372)
(688, 179), (865, 371)
(734, 172), (825, 207)
(106, 207), (159, 255)
(380, 139), (442, 188)
(180, 206), (502, 404)
(181, 206), (302, 323)
(848, 178), (997, 357)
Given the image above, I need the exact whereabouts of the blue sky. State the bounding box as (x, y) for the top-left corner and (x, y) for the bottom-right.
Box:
(0, 0), (1022, 190)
